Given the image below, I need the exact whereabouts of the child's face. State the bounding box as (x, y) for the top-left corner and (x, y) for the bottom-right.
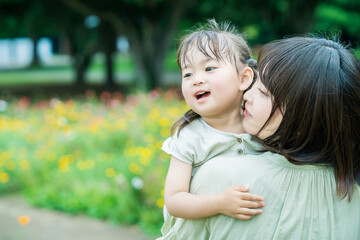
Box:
(242, 80), (283, 139)
(181, 48), (245, 121)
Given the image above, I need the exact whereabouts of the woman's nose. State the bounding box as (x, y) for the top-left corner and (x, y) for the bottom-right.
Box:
(243, 89), (252, 102)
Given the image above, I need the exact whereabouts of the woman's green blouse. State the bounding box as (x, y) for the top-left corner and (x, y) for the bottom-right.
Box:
(160, 150), (360, 239)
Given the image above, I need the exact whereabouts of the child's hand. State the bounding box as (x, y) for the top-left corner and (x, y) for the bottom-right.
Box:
(218, 185), (265, 220)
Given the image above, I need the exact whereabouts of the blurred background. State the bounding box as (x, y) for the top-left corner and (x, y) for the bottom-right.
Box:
(0, 0), (359, 238)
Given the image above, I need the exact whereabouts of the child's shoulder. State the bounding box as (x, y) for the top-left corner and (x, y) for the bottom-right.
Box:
(175, 118), (210, 138)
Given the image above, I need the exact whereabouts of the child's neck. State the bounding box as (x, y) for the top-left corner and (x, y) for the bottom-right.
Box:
(202, 115), (245, 134)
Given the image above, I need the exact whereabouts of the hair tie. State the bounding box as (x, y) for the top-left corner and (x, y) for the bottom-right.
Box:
(244, 58), (258, 69)
(183, 115), (191, 122)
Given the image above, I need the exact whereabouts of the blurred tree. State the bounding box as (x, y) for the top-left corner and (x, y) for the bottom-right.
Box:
(209, 0), (321, 44)
(172, 0), (322, 51)
(62, 0), (192, 90)
(315, 0), (360, 45)
(0, 0), (50, 67)
(0, 0), (100, 86)
(22, 1), (55, 67)
(0, 0), (27, 38)
(3, 0), (358, 89)
(38, 0), (99, 86)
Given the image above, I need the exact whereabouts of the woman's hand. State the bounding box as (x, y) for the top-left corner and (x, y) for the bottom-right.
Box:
(218, 185), (265, 220)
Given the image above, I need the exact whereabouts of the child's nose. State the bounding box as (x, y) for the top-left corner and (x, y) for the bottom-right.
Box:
(193, 75), (204, 85)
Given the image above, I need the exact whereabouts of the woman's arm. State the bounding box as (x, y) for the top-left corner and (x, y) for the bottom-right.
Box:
(164, 156), (265, 219)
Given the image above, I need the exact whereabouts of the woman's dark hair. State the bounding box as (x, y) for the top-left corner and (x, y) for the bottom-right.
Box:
(258, 36), (360, 201)
(171, 19), (257, 135)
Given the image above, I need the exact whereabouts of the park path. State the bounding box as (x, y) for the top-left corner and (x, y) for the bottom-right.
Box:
(0, 195), (155, 240)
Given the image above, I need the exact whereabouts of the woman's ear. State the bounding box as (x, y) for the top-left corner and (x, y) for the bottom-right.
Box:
(239, 67), (254, 91)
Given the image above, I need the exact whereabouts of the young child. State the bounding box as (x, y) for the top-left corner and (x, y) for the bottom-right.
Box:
(163, 36), (360, 239)
(161, 19), (265, 235)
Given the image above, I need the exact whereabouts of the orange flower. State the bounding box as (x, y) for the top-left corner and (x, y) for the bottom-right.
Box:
(18, 215), (31, 225)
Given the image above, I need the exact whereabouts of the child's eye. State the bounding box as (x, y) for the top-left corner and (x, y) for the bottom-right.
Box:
(205, 67), (216, 72)
(183, 73), (192, 78)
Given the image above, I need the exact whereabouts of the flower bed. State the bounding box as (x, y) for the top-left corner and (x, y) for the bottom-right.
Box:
(0, 88), (187, 236)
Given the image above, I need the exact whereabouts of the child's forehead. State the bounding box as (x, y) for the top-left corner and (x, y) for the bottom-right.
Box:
(181, 49), (216, 68)
(180, 45), (225, 68)
(186, 47), (217, 60)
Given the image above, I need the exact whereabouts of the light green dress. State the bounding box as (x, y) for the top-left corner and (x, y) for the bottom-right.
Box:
(160, 118), (263, 237)
(161, 151), (360, 240)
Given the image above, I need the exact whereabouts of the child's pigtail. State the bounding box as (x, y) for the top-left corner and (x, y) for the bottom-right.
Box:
(171, 110), (201, 136)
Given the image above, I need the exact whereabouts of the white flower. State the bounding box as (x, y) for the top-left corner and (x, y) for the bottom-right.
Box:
(131, 177), (143, 190)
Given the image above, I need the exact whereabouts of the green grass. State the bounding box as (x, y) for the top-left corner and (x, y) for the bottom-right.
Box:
(0, 68), (74, 85)
(0, 51), (180, 86)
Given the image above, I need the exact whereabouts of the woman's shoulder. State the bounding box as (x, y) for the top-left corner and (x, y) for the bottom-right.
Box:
(259, 151), (332, 171)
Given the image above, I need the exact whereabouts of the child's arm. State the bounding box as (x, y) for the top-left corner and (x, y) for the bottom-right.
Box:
(164, 156), (265, 220)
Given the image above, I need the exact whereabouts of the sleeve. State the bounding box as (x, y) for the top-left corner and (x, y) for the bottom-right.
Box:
(161, 127), (198, 165)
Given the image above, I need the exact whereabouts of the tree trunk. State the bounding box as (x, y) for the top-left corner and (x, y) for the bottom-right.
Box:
(30, 36), (40, 67)
(74, 54), (91, 86)
(125, 2), (185, 90)
(105, 50), (114, 88)
(99, 22), (117, 88)
(62, 0), (190, 90)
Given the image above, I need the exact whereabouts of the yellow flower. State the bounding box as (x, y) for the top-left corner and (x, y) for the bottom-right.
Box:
(139, 147), (152, 166)
(62, 125), (72, 134)
(0, 172), (9, 183)
(58, 155), (74, 173)
(159, 118), (171, 128)
(167, 107), (182, 118)
(59, 165), (69, 173)
(18, 215), (31, 225)
(156, 198), (165, 208)
(67, 111), (79, 121)
(105, 168), (116, 178)
(19, 160), (30, 170)
(76, 161), (87, 171)
(5, 161), (16, 170)
(129, 163), (142, 174)
(0, 151), (13, 161)
(149, 108), (160, 119)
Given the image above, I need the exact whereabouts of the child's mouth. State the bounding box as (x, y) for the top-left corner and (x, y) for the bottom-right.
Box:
(196, 91), (210, 100)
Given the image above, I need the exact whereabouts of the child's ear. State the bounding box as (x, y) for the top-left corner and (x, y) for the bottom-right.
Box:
(239, 67), (254, 91)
